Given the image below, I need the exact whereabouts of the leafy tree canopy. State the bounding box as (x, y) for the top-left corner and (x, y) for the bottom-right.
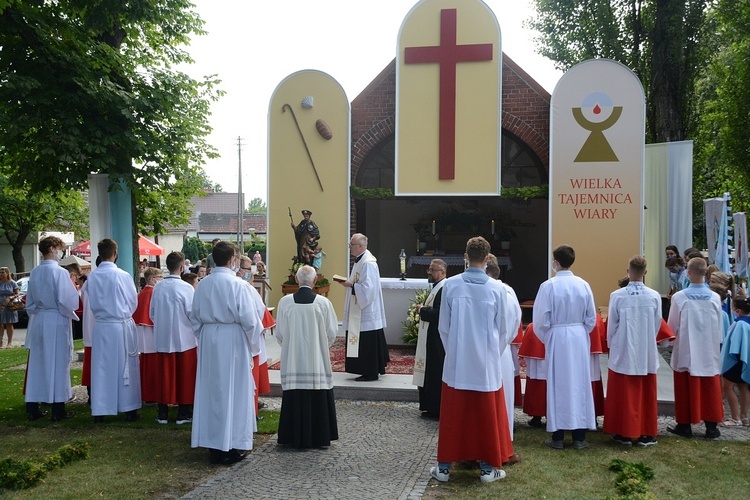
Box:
(246, 197), (267, 214)
(0, 0), (223, 237)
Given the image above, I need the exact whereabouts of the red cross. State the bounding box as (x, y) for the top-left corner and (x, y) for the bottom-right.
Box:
(404, 9), (493, 180)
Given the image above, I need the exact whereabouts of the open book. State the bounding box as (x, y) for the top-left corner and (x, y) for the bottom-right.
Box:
(332, 274), (347, 282)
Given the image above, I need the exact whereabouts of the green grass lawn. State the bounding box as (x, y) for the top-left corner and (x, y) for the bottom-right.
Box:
(423, 422), (750, 499)
(0, 345), (279, 498)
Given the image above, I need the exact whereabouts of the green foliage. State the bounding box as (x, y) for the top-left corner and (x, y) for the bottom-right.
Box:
(181, 236), (210, 263)
(350, 186), (395, 200)
(0, 176), (88, 272)
(0, 441), (90, 490)
(609, 459), (655, 499)
(246, 197), (267, 214)
(528, 0), (708, 142)
(402, 288), (429, 345)
(0, 0), (223, 237)
(501, 185), (549, 201)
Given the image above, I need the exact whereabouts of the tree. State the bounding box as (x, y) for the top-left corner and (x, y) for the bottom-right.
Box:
(181, 236), (209, 264)
(0, 0), (222, 269)
(528, 0), (709, 143)
(246, 197), (267, 214)
(0, 176), (88, 272)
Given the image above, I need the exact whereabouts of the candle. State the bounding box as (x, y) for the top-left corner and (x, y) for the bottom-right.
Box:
(400, 258), (406, 275)
(491, 219), (495, 235)
(432, 220), (436, 235)
(416, 238), (420, 254)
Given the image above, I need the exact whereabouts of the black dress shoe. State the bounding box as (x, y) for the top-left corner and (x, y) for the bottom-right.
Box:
(354, 375), (378, 382)
(667, 424), (693, 437)
(125, 411), (141, 422)
(704, 427), (721, 439)
(220, 449), (247, 466)
(51, 411), (75, 422)
(209, 449), (222, 464)
(528, 416), (543, 428)
(28, 411), (48, 421)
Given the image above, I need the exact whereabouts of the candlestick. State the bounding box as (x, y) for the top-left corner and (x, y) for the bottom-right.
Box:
(432, 220), (436, 235)
(491, 219), (495, 235)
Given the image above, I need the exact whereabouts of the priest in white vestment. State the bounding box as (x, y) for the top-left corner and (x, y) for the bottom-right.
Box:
(340, 233), (388, 381)
(667, 257), (724, 439)
(603, 255), (663, 446)
(190, 241), (263, 465)
(276, 265), (338, 448)
(87, 238), (141, 422)
(533, 244), (596, 450)
(150, 251), (197, 425)
(25, 235), (80, 421)
(431, 237), (513, 484)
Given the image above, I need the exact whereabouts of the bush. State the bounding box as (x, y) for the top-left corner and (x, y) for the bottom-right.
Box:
(0, 441), (90, 490)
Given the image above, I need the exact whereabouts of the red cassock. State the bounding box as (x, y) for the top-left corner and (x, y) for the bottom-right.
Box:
(157, 349), (197, 405)
(438, 383), (515, 466)
(133, 286), (159, 402)
(252, 308), (276, 407)
(590, 314), (606, 417)
(518, 323), (546, 417)
(602, 319), (676, 438)
(511, 325), (524, 407)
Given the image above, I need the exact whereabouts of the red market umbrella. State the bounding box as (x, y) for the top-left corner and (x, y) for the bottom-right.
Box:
(70, 236), (165, 257)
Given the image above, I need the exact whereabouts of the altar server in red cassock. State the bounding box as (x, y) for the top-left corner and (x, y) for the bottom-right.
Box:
(134, 267), (161, 403)
(589, 314), (607, 417)
(667, 257), (724, 439)
(603, 256), (664, 446)
(431, 237), (513, 484)
(150, 251), (197, 425)
(519, 323), (546, 427)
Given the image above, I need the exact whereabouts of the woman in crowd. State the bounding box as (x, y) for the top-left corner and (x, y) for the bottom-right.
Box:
(0, 267), (20, 348)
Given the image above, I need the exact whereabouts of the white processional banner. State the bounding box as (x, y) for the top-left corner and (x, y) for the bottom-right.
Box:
(735, 212), (748, 279)
(550, 59), (645, 307)
(704, 198), (727, 271)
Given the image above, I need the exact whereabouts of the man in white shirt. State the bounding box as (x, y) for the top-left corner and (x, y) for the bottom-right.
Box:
(431, 237), (513, 484)
(190, 241), (263, 465)
(87, 238), (141, 423)
(603, 255), (662, 446)
(340, 233), (388, 381)
(533, 244), (597, 450)
(150, 251), (197, 425)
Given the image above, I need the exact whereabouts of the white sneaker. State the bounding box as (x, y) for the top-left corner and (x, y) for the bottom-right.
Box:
(155, 418), (168, 425)
(480, 468), (506, 483)
(430, 465), (450, 482)
(175, 417), (193, 425)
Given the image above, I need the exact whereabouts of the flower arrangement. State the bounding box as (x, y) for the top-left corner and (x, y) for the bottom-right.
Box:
(402, 288), (429, 345)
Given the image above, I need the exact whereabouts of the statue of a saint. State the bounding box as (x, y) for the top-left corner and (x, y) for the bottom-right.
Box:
(291, 210), (320, 265)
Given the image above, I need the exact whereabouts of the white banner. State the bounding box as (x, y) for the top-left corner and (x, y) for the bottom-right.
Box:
(735, 212), (748, 278)
(704, 198), (725, 269)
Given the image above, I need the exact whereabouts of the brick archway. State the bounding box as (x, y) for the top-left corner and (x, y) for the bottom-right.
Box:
(351, 116), (395, 185)
(501, 111), (549, 170)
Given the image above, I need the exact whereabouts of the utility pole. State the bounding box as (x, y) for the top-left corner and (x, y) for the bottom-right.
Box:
(237, 136), (245, 252)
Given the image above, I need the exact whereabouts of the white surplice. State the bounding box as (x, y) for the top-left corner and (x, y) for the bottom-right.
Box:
(498, 280), (522, 438)
(668, 284), (723, 376)
(87, 261), (141, 415)
(190, 267), (263, 452)
(275, 293), (338, 390)
(24, 260), (80, 403)
(533, 270), (597, 432)
(439, 267), (511, 392)
(342, 250), (386, 336)
(149, 275), (197, 354)
(607, 281), (662, 375)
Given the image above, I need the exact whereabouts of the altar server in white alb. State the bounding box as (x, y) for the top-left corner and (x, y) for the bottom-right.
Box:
(87, 238), (141, 422)
(533, 244), (597, 450)
(667, 256), (725, 439)
(340, 233), (389, 381)
(190, 241), (263, 466)
(149, 251), (197, 425)
(276, 265), (339, 448)
(432, 237), (514, 485)
(25, 236), (80, 422)
(603, 255), (663, 446)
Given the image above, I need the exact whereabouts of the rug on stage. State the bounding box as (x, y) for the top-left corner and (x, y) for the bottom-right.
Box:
(269, 337), (415, 375)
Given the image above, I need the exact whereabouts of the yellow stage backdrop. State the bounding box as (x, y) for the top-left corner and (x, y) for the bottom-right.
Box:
(268, 71), (350, 317)
(396, 0), (502, 195)
(550, 59), (645, 307)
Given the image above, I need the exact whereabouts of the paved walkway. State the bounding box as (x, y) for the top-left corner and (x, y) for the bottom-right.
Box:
(183, 399), (439, 500)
